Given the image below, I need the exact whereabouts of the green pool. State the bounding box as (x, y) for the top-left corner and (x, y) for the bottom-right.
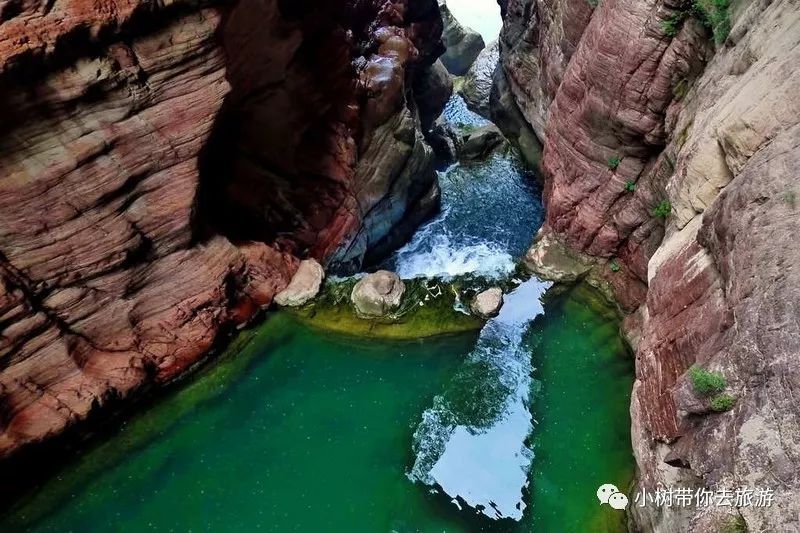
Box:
(1, 281), (633, 532)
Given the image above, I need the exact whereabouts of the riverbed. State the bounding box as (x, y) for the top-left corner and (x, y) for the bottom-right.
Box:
(0, 96), (634, 532)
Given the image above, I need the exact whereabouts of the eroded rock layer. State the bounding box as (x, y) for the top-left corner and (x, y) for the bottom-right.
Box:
(0, 0), (447, 465)
(500, 0), (800, 530)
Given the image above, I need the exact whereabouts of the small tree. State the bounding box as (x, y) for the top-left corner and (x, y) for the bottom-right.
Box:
(652, 200), (672, 218)
(624, 180), (636, 193)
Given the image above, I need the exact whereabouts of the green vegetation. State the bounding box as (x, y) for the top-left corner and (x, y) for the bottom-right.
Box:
(661, 13), (684, 36)
(724, 514), (749, 533)
(672, 78), (690, 100)
(287, 275), (511, 339)
(677, 121), (693, 148)
(710, 393), (736, 412)
(609, 260), (621, 273)
(693, 0), (732, 44)
(652, 200), (672, 219)
(456, 122), (479, 134)
(587, 0), (599, 7)
(607, 155), (622, 170)
(624, 180), (636, 193)
(688, 364), (727, 395)
(782, 189), (797, 209)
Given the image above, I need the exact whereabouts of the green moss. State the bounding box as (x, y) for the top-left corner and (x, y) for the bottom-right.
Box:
(651, 200), (672, 219)
(661, 13), (684, 36)
(607, 155), (622, 170)
(688, 364), (727, 395)
(782, 189), (797, 209)
(710, 393), (736, 412)
(455, 122), (478, 134)
(724, 514), (749, 533)
(609, 260), (621, 273)
(677, 121), (693, 149)
(288, 276), (498, 339)
(672, 78), (690, 100)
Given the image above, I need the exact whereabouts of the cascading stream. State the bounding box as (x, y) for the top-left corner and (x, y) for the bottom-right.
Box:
(387, 96), (543, 280)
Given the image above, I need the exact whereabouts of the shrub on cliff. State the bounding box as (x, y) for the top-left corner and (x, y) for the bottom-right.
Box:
(693, 0), (731, 44)
(652, 200), (672, 218)
(607, 155), (622, 170)
(710, 393), (736, 412)
(624, 180), (636, 192)
(689, 365), (727, 395)
(661, 13), (684, 36)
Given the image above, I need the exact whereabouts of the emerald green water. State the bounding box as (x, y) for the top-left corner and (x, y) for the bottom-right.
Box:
(1, 282), (633, 533)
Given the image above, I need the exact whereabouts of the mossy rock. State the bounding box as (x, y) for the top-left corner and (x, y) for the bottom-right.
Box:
(287, 273), (529, 340)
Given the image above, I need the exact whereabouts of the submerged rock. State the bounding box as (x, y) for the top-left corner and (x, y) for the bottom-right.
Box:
(274, 259), (325, 307)
(351, 271), (406, 317)
(459, 40), (499, 119)
(459, 125), (505, 161)
(427, 118), (463, 162)
(470, 288), (504, 318)
(439, 2), (485, 75)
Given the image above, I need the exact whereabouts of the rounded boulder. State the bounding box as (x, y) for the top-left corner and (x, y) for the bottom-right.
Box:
(351, 271), (406, 317)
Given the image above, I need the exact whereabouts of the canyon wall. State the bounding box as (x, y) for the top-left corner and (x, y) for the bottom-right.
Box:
(499, 0), (800, 530)
(0, 0), (447, 466)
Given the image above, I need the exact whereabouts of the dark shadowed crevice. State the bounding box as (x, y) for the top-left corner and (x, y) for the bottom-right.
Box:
(195, 0), (363, 260)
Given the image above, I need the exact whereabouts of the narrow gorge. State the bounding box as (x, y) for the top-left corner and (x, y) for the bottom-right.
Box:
(0, 0), (798, 532)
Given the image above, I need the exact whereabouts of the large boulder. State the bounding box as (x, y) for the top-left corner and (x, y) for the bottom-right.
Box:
(427, 117), (464, 162)
(351, 271), (406, 317)
(414, 59), (454, 131)
(470, 288), (504, 318)
(489, 66), (543, 170)
(459, 124), (506, 161)
(274, 259), (325, 307)
(439, 2), (485, 75)
(459, 40), (499, 119)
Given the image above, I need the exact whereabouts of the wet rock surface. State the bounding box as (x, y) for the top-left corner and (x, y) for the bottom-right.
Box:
(459, 40), (500, 119)
(470, 288), (504, 318)
(458, 125), (506, 161)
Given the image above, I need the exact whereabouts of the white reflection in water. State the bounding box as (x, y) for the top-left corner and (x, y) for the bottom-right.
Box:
(410, 278), (551, 520)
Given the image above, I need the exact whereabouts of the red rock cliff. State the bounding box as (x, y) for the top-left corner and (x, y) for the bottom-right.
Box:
(499, 0), (800, 530)
(0, 0), (447, 465)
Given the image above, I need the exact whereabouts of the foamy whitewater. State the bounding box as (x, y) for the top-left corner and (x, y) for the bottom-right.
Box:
(386, 97), (543, 280)
(393, 221), (515, 279)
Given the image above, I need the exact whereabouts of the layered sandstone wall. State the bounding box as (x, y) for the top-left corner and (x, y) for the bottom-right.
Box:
(499, 0), (800, 530)
(0, 0), (447, 464)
